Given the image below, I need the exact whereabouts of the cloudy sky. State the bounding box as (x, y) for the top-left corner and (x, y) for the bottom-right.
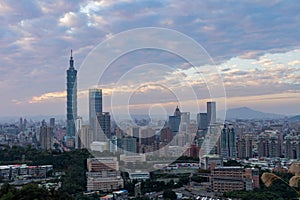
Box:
(1, 0), (300, 118)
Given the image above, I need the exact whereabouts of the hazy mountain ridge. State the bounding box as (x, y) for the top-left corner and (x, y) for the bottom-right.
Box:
(1, 108), (299, 122)
(223, 107), (286, 120)
(0, 115), (66, 123)
(288, 115), (300, 122)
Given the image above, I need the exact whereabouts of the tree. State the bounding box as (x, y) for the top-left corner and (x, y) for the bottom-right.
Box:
(0, 183), (16, 197)
(223, 159), (242, 166)
(163, 190), (177, 200)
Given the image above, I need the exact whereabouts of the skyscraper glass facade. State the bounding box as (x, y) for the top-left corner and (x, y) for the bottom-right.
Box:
(66, 50), (77, 138)
(89, 89), (103, 140)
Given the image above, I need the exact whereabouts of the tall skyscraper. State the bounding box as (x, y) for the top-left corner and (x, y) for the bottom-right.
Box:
(180, 112), (190, 132)
(220, 124), (237, 158)
(207, 101), (216, 125)
(78, 125), (93, 149)
(197, 113), (208, 130)
(132, 127), (140, 138)
(19, 117), (23, 131)
(160, 127), (173, 144)
(75, 117), (83, 149)
(96, 112), (111, 141)
(40, 120), (53, 150)
(168, 106), (181, 134)
(237, 134), (253, 159)
(89, 89), (103, 141)
(49, 118), (55, 128)
(66, 50), (77, 140)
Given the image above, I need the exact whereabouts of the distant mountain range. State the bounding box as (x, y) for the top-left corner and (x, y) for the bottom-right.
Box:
(220, 107), (286, 120)
(0, 107), (299, 122)
(0, 115), (66, 123)
(288, 115), (300, 122)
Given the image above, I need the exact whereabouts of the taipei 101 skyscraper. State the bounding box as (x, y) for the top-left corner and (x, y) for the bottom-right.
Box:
(66, 50), (77, 144)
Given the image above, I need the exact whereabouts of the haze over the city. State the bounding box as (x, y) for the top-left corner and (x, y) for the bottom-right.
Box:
(1, 0), (300, 117)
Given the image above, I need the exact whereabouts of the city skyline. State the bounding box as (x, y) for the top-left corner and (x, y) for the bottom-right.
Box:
(1, 1), (300, 116)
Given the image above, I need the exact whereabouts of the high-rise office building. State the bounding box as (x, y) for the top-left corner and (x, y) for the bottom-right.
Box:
(109, 136), (119, 153)
(75, 117), (83, 149)
(168, 106), (181, 134)
(132, 127), (140, 138)
(220, 124), (237, 158)
(180, 112), (190, 132)
(160, 127), (173, 144)
(174, 106), (181, 117)
(40, 120), (53, 150)
(66, 50), (77, 141)
(197, 113), (208, 130)
(49, 118), (55, 128)
(140, 128), (156, 146)
(96, 112), (111, 141)
(207, 101), (216, 125)
(89, 89), (103, 141)
(19, 117), (23, 131)
(122, 137), (137, 155)
(78, 125), (93, 149)
(19, 117), (27, 131)
(237, 134), (253, 159)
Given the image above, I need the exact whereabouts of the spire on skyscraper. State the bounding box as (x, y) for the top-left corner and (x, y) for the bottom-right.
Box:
(174, 106), (181, 117)
(69, 49), (74, 69)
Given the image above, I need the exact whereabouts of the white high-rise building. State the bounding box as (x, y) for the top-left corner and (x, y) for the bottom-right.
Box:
(207, 102), (216, 125)
(78, 125), (93, 149)
(180, 112), (190, 132)
(89, 88), (102, 141)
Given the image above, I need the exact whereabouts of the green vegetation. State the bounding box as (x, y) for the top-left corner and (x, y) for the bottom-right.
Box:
(124, 177), (188, 196)
(174, 156), (199, 163)
(223, 159), (242, 166)
(191, 175), (208, 183)
(224, 180), (297, 200)
(0, 145), (93, 198)
(124, 179), (178, 196)
(163, 189), (177, 200)
(0, 146), (201, 198)
(0, 183), (71, 200)
(224, 171), (298, 200)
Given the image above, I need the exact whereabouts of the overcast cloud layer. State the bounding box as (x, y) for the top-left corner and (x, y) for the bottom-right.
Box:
(0, 0), (300, 117)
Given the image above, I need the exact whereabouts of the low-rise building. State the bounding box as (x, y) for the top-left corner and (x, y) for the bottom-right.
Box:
(210, 166), (259, 193)
(129, 171), (150, 181)
(86, 157), (124, 192)
(200, 154), (223, 170)
(0, 164), (53, 181)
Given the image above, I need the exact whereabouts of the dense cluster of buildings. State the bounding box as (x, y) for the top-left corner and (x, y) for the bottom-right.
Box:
(2, 52), (298, 163)
(1, 52), (300, 197)
(0, 164), (53, 181)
